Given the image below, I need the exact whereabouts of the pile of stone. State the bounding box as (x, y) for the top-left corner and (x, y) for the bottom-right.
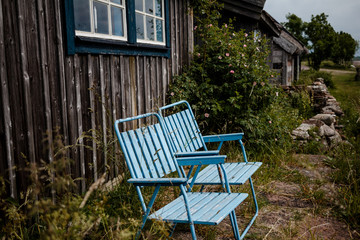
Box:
(292, 78), (344, 149)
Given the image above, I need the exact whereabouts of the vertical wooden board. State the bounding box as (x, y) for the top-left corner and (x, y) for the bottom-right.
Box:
(74, 55), (86, 192)
(44, 0), (63, 131)
(37, 0), (54, 166)
(161, 58), (168, 105)
(144, 57), (151, 116)
(123, 57), (133, 129)
(24, 0), (47, 167)
(110, 55), (120, 176)
(80, 55), (92, 188)
(93, 55), (105, 175)
(65, 56), (80, 190)
(150, 57), (157, 111)
(169, 0), (176, 76)
(54, 0), (70, 159)
(179, 0), (184, 68)
(136, 56), (145, 120)
(119, 56), (126, 130)
(175, 0), (180, 75)
(156, 57), (161, 105)
(17, 0), (38, 195)
(101, 55), (110, 169)
(0, 0), (16, 198)
(88, 54), (98, 181)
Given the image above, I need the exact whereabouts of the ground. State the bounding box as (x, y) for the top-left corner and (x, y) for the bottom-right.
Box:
(171, 154), (360, 239)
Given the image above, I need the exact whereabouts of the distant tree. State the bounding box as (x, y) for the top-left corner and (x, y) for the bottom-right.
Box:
(305, 13), (336, 70)
(331, 31), (359, 65)
(282, 13), (307, 46)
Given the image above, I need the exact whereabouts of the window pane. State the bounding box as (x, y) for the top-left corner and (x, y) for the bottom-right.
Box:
(156, 19), (163, 42)
(73, 0), (91, 32)
(111, 6), (124, 36)
(111, 0), (122, 4)
(93, 1), (109, 34)
(146, 16), (154, 40)
(135, 0), (143, 11)
(145, 0), (153, 15)
(136, 13), (144, 40)
(155, 0), (162, 17)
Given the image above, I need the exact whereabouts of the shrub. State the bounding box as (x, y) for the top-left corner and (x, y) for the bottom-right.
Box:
(298, 69), (334, 88)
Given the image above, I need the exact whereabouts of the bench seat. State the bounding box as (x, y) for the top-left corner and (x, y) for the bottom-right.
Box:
(150, 192), (248, 225)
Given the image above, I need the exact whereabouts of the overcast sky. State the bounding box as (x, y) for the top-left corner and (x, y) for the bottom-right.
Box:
(264, 0), (360, 56)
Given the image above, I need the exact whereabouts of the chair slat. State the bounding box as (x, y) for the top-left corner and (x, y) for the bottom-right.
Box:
(128, 130), (151, 178)
(120, 132), (143, 178)
(154, 124), (177, 172)
(168, 114), (188, 152)
(141, 126), (166, 178)
(180, 109), (203, 150)
(164, 116), (183, 152)
(176, 111), (198, 152)
(148, 124), (172, 176)
(134, 128), (160, 178)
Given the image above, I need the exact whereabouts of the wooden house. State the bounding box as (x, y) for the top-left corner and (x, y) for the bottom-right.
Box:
(260, 10), (308, 86)
(220, 1), (308, 86)
(0, 0), (193, 198)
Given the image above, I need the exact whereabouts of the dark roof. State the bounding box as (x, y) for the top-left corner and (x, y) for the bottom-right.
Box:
(221, 0), (266, 20)
(260, 10), (308, 54)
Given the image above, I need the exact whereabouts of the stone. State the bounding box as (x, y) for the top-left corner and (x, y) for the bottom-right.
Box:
(312, 114), (336, 126)
(322, 105), (344, 116)
(292, 123), (315, 140)
(329, 131), (342, 146)
(320, 124), (336, 137)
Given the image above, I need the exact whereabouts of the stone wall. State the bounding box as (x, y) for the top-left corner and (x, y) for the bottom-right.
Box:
(292, 78), (344, 148)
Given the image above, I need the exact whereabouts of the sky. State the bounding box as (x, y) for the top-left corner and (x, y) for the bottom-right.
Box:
(264, 0), (360, 56)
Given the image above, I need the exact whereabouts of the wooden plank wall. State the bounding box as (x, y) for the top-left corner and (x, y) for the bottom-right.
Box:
(0, 0), (193, 198)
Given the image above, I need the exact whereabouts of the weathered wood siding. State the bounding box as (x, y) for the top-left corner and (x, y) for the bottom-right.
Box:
(0, 0), (193, 198)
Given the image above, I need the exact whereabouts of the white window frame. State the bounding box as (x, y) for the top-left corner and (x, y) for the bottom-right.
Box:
(75, 0), (128, 41)
(135, 0), (165, 46)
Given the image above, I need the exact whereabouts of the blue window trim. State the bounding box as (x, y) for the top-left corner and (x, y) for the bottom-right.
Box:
(64, 0), (171, 58)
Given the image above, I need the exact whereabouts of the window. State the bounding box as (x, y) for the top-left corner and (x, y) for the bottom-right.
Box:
(65, 0), (170, 56)
(74, 0), (127, 41)
(135, 0), (165, 45)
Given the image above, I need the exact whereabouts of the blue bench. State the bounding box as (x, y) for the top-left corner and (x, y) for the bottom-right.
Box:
(159, 100), (262, 238)
(114, 112), (249, 239)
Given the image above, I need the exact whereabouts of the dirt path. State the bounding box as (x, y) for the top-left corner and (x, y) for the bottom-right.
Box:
(171, 154), (360, 239)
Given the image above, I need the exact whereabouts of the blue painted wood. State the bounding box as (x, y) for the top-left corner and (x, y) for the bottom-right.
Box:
(114, 112), (250, 239)
(150, 192), (248, 225)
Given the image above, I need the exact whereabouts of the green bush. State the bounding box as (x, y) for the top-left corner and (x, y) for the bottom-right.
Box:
(298, 69), (334, 88)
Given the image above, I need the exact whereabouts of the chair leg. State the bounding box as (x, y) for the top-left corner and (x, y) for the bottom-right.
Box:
(135, 185), (161, 240)
(229, 210), (241, 239)
(180, 185), (197, 240)
(238, 177), (259, 240)
(169, 223), (177, 237)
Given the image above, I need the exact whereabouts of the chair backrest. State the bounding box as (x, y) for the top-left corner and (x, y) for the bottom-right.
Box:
(159, 100), (207, 153)
(114, 113), (180, 179)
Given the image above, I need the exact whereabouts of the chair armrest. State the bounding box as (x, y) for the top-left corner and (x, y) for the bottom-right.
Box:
(128, 178), (188, 186)
(174, 150), (220, 158)
(176, 155), (226, 166)
(203, 133), (244, 143)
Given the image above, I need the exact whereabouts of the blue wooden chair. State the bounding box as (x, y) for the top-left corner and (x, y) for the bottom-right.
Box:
(114, 112), (249, 239)
(159, 100), (262, 238)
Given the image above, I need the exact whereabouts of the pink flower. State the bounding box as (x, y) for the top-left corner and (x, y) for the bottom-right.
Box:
(170, 92), (174, 96)
(208, 24), (213, 27)
(230, 70), (235, 74)
(226, 53), (230, 57)
(261, 82), (265, 86)
(275, 138), (278, 141)
(218, 56), (222, 60)
(197, 53), (201, 57)
(229, 64), (232, 67)
(275, 92), (279, 97)
(271, 75), (274, 78)
(243, 44), (247, 48)
(194, 26), (198, 30)
(225, 24), (228, 28)
(245, 33), (248, 37)
(252, 81), (257, 86)
(242, 54), (245, 57)
(269, 121), (272, 124)
(204, 113), (210, 118)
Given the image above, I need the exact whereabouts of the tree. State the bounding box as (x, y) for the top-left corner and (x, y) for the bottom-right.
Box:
(305, 13), (336, 70)
(282, 13), (307, 46)
(332, 31), (359, 65)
